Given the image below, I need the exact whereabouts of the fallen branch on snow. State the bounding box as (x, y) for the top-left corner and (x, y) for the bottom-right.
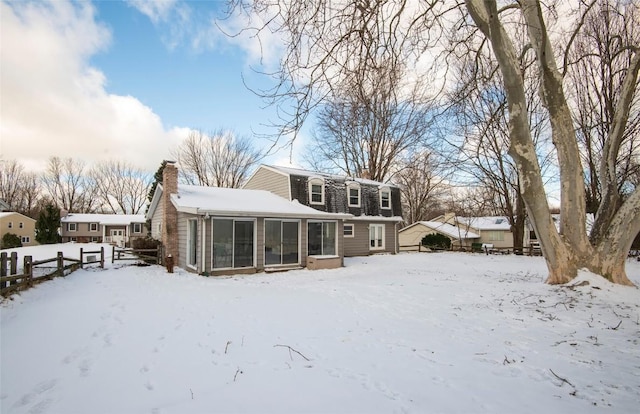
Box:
(274, 344), (311, 361)
(550, 369), (574, 388)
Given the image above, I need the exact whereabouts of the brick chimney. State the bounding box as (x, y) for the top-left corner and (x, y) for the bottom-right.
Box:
(162, 161), (179, 262)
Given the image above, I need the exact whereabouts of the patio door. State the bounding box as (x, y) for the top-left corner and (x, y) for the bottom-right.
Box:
(265, 220), (299, 266)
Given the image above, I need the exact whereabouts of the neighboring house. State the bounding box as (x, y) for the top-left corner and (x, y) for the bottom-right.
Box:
(0, 199), (11, 212)
(146, 161), (351, 275)
(243, 165), (404, 256)
(399, 221), (480, 251)
(0, 212), (38, 247)
(60, 214), (147, 247)
(435, 214), (527, 249)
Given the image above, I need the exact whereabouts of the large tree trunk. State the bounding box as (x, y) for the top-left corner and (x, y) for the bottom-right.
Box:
(466, 0), (637, 286)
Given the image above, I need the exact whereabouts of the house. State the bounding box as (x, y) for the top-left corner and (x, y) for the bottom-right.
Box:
(60, 213), (147, 247)
(433, 214), (528, 249)
(399, 221), (480, 251)
(0, 212), (38, 247)
(0, 199), (11, 212)
(146, 162), (351, 275)
(243, 165), (404, 256)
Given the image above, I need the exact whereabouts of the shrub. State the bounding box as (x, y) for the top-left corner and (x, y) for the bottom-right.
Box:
(1, 233), (22, 249)
(132, 236), (162, 250)
(421, 233), (451, 249)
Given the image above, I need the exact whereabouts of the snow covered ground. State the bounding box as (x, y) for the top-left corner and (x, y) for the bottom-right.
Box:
(1, 243), (639, 413)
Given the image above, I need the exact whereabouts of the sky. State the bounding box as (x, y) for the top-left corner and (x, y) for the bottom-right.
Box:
(1, 0), (302, 173)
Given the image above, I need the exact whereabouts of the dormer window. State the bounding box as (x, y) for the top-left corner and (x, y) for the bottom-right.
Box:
(347, 182), (361, 207)
(309, 178), (325, 205)
(379, 187), (391, 209)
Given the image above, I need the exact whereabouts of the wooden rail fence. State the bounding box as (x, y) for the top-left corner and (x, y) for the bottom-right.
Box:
(399, 244), (542, 256)
(112, 246), (162, 265)
(0, 247), (105, 297)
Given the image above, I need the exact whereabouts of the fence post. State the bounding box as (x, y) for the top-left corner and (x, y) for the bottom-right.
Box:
(57, 252), (64, 277)
(1, 252), (7, 290)
(112, 245), (115, 264)
(100, 246), (105, 268)
(157, 245), (162, 265)
(24, 256), (33, 287)
(80, 247), (84, 269)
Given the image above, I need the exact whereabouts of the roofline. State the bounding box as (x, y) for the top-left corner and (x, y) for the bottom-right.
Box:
(174, 204), (352, 220)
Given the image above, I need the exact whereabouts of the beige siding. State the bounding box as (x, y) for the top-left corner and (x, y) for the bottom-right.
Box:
(151, 200), (164, 240)
(476, 230), (513, 249)
(399, 224), (436, 250)
(344, 221), (370, 257)
(0, 212), (38, 247)
(176, 212), (190, 270)
(243, 167), (291, 199)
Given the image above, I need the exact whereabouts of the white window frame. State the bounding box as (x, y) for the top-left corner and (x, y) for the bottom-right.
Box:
(347, 183), (361, 208)
(90, 222), (98, 232)
(210, 218), (257, 270)
(68, 223), (77, 232)
(379, 187), (391, 210)
(7, 222), (12, 229)
(307, 220), (338, 256)
(369, 223), (385, 250)
(264, 219), (301, 267)
(21, 236), (30, 243)
(187, 218), (198, 269)
(133, 223), (142, 233)
(19, 222), (24, 229)
(308, 178), (325, 205)
(343, 223), (355, 238)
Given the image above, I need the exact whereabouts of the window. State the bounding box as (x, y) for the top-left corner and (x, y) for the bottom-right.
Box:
(21, 236), (30, 243)
(343, 223), (354, 238)
(347, 184), (360, 207)
(265, 220), (300, 266)
(309, 178), (325, 205)
(70, 237), (77, 242)
(379, 187), (391, 209)
(7, 222), (12, 229)
(157, 223), (162, 234)
(90, 237), (100, 242)
(308, 221), (336, 256)
(488, 231), (504, 241)
(68, 223), (77, 232)
(187, 219), (198, 268)
(90, 223), (98, 232)
(19, 222), (24, 229)
(369, 224), (385, 250)
(212, 219), (255, 269)
(133, 223), (142, 233)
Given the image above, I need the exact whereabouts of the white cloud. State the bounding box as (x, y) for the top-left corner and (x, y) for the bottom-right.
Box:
(0, 0), (189, 173)
(125, 0), (178, 24)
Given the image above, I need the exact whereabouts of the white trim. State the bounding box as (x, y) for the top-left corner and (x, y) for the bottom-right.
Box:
(90, 222), (98, 232)
(346, 182), (361, 208)
(210, 217), (257, 271)
(369, 223), (385, 251)
(187, 218), (198, 270)
(379, 187), (391, 210)
(264, 218), (301, 267)
(68, 223), (77, 232)
(308, 178), (325, 205)
(343, 223), (355, 238)
(133, 222), (142, 233)
(307, 220), (338, 256)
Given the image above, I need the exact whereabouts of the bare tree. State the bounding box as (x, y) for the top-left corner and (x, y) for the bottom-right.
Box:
(90, 161), (152, 214)
(566, 1), (640, 220)
(235, 0), (639, 285)
(305, 57), (436, 182)
(465, 0), (639, 284)
(0, 159), (42, 217)
(393, 151), (447, 224)
(42, 157), (95, 213)
(172, 129), (262, 188)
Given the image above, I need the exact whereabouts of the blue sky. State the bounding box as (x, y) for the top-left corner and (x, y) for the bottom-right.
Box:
(1, 0), (303, 172)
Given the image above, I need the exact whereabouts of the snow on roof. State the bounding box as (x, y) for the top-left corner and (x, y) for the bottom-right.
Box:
(0, 211), (36, 221)
(266, 165), (396, 188)
(61, 214), (146, 225)
(172, 185), (351, 219)
(405, 221), (480, 239)
(348, 215), (404, 222)
(457, 216), (512, 231)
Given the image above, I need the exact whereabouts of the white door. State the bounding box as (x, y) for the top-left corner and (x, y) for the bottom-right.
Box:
(111, 229), (125, 247)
